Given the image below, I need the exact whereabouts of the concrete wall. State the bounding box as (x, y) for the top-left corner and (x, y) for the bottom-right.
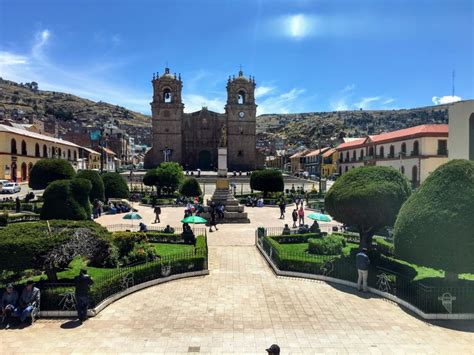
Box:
(448, 100), (474, 160)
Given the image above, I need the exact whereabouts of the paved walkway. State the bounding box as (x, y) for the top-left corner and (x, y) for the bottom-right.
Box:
(1, 207), (473, 354)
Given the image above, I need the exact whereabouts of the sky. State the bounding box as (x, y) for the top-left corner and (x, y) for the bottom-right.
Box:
(0, 0), (473, 115)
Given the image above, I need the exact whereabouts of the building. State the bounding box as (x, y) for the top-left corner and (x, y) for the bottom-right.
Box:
(97, 146), (118, 172)
(0, 123), (80, 181)
(336, 124), (449, 187)
(289, 149), (309, 174)
(303, 147), (331, 176)
(448, 100), (474, 160)
(78, 147), (101, 170)
(320, 148), (338, 177)
(265, 150), (286, 170)
(144, 68), (260, 171)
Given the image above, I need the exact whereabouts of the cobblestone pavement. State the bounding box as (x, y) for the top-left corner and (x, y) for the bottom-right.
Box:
(1, 206), (473, 354)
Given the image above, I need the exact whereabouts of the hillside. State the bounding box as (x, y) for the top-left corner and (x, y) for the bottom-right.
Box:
(0, 78), (150, 128)
(256, 105), (449, 152)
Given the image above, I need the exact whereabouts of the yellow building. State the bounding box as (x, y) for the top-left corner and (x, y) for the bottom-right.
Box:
(78, 147), (101, 171)
(320, 148), (338, 177)
(0, 123), (80, 182)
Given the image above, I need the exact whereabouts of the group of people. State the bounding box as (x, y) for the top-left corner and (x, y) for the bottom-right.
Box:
(1, 280), (40, 329)
(107, 201), (131, 215)
(1, 269), (95, 329)
(92, 199), (104, 219)
(245, 195), (264, 207)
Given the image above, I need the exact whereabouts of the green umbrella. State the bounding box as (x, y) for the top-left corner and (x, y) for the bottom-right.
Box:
(307, 212), (332, 222)
(181, 216), (207, 224)
(122, 212), (143, 220)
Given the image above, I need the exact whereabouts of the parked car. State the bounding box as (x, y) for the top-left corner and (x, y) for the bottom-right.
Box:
(0, 179), (9, 188)
(1, 182), (21, 194)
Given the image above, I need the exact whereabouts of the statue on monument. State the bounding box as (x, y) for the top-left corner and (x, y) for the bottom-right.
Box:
(218, 124), (227, 148)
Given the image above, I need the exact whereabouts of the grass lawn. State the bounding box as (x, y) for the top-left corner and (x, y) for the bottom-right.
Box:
(152, 242), (195, 256)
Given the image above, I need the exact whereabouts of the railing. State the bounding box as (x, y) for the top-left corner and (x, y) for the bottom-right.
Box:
(363, 155), (374, 161)
(255, 230), (474, 315)
(104, 224), (207, 236)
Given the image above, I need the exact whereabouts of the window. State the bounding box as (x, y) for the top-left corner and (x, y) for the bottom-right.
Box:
(352, 150), (356, 161)
(43, 144), (48, 157)
(238, 90), (246, 104)
(345, 152), (349, 161)
(412, 165), (418, 188)
(389, 145), (395, 157)
(345, 166), (348, 172)
(58, 147), (62, 158)
(401, 166), (405, 174)
(368, 147), (374, 157)
(11, 139), (17, 154)
(163, 88), (172, 103)
(74, 151), (77, 161)
(379, 146), (384, 158)
(35, 143), (40, 157)
(413, 141), (419, 156)
(359, 149), (364, 160)
(238, 150), (243, 157)
(21, 140), (27, 155)
(437, 140), (448, 155)
(401, 143), (406, 155)
(68, 149), (71, 160)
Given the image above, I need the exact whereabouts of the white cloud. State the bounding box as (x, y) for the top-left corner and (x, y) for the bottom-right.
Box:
(183, 94), (225, 113)
(32, 29), (50, 59)
(285, 14), (316, 39)
(257, 88), (306, 114)
(330, 98), (349, 111)
(354, 96), (381, 109)
(432, 95), (461, 105)
(382, 98), (395, 105)
(330, 85), (395, 111)
(0, 52), (28, 66)
(255, 85), (275, 98)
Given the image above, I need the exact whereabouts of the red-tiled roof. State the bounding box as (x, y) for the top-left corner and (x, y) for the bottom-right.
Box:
(305, 147), (330, 157)
(336, 138), (366, 150)
(290, 150), (309, 159)
(322, 148), (337, 158)
(367, 124), (448, 144)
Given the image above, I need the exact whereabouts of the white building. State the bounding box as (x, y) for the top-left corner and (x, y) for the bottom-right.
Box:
(336, 124), (449, 187)
(448, 100), (474, 160)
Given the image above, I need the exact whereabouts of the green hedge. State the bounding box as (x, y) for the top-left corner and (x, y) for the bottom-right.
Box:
(29, 159), (76, 189)
(308, 235), (346, 255)
(373, 237), (394, 256)
(270, 234), (317, 244)
(102, 172), (129, 199)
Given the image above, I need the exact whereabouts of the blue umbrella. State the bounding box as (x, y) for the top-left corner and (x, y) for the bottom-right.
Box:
(307, 212), (332, 222)
(122, 212), (142, 220)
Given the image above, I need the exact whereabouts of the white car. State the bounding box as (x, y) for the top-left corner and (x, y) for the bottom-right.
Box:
(1, 182), (21, 194)
(0, 179), (9, 188)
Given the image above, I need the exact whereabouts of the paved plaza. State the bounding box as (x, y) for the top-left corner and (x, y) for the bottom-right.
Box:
(1, 206), (473, 354)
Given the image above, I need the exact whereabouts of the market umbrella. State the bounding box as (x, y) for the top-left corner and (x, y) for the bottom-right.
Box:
(307, 212), (332, 223)
(181, 216), (207, 224)
(122, 212), (142, 230)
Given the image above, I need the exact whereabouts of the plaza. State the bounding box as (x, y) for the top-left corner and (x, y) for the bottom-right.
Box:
(1, 205), (472, 354)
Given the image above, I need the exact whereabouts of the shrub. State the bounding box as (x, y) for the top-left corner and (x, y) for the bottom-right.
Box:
(40, 179), (92, 220)
(122, 243), (158, 265)
(373, 237), (394, 256)
(394, 159), (474, 278)
(143, 169), (159, 188)
(250, 170), (284, 197)
(179, 177), (202, 197)
(112, 232), (148, 257)
(0, 220), (112, 281)
(29, 159), (76, 189)
(308, 235), (346, 255)
(155, 162), (184, 195)
(270, 234), (318, 244)
(76, 170), (105, 202)
(325, 166), (410, 248)
(102, 172), (129, 199)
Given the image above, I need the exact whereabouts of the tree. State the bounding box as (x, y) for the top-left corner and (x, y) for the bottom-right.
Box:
(29, 159), (76, 189)
(40, 178), (92, 220)
(179, 178), (202, 197)
(102, 172), (129, 199)
(250, 170), (284, 197)
(155, 162), (184, 195)
(325, 166), (410, 249)
(394, 160), (474, 280)
(0, 221), (112, 281)
(76, 170), (105, 202)
(143, 168), (159, 190)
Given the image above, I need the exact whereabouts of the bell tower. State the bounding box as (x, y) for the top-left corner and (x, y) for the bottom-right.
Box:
(148, 67), (184, 167)
(225, 69), (257, 171)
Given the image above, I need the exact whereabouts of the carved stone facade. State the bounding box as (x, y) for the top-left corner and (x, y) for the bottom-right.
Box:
(144, 68), (259, 171)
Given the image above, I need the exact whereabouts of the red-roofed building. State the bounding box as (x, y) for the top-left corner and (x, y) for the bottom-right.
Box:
(335, 124), (449, 187)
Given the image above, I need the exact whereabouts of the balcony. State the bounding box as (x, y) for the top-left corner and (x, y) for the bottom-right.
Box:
(363, 155), (375, 161)
(350, 157), (356, 162)
(387, 153), (395, 158)
(410, 150), (420, 156)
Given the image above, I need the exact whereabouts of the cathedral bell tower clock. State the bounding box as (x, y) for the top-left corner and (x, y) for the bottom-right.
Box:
(225, 69), (257, 171)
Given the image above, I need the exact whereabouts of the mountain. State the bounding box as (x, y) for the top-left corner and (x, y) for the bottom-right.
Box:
(0, 78), (151, 128)
(256, 105), (449, 153)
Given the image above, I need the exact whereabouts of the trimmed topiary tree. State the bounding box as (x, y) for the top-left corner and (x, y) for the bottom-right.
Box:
(179, 177), (202, 197)
(143, 168), (159, 191)
(394, 159), (474, 280)
(76, 170), (105, 202)
(325, 166), (411, 249)
(102, 172), (129, 199)
(250, 169), (284, 197)
(155, 162), (184, 195)
(29, 159), (76, 189)
(40, 178), (92, 220)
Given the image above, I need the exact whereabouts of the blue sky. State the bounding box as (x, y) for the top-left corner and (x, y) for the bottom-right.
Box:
(0, 0), (472, 115)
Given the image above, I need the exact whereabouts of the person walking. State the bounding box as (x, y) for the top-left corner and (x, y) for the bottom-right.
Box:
(356, 248), (370, 292)
(291, 209), (298, 228)
(154, 205), (161, 223)
(209, 208), (218, 232)
(298, 206), (305, 226)
(278, 199), (286, 219)
(74, 269), (94, 322)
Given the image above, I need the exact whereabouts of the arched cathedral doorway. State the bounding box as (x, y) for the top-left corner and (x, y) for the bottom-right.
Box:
(198, 150), (212, 170)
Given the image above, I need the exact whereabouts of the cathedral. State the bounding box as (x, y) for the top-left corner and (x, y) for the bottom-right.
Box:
(144, 68), (261, 171)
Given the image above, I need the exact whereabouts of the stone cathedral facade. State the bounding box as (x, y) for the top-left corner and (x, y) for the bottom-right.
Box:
(144, 68), (261, 171)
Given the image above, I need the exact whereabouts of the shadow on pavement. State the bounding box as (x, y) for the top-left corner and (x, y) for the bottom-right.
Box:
(60, 319), (83, 329)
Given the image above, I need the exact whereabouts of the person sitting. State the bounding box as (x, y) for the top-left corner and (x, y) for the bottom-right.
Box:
(163, 225), (174, 234)
(1, 283), (18, 329)
(282, 224), (291, 235)
(16, 280), (40, 324)
(246, 196), (253, 207)
(309, 220), (321, 234)
(182, 222), (195, 245)
(217, 204), (225, 219)
(138, 222), (148, 233)
(257, 197), (264, 208)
